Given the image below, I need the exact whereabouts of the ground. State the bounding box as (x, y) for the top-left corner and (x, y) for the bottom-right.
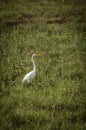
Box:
(0, 0), (86, 130)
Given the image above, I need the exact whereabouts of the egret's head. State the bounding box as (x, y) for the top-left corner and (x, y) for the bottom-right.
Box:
(32, 54), (36, 57)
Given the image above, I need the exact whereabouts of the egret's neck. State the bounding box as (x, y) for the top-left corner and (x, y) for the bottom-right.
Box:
(31, 56), (36, 72)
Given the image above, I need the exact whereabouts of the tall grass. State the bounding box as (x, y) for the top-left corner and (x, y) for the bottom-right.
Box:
(0, 0), (86, 129)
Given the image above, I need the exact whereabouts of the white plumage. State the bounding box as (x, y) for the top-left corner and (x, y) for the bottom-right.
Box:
(22, 54), (40, 83)
(22, 70), (36, 83)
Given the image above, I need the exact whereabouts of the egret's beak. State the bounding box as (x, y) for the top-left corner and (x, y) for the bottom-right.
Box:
(36, 53), (41, 56)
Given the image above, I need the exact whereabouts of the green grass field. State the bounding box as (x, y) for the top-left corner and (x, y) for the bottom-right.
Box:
(0, 0), (86, 130)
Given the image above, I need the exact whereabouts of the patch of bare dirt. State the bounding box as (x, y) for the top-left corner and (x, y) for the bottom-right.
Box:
(0, 11), (85, 28)
(47, 16), (67, 24)
(6, 20), (28, 27)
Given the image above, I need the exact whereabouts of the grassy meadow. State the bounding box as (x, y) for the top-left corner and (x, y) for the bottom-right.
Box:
(0, 0), (86, 129)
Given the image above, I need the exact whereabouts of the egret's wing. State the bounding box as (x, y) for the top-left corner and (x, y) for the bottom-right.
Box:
(22, 70), (35, 83)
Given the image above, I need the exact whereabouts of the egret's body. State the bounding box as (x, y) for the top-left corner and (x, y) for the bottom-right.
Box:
(22, 70), (36, 83)
(22, 54), (38, 83)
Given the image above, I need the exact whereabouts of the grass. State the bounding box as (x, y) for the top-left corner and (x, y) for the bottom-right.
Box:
(0, 0), (86, 130)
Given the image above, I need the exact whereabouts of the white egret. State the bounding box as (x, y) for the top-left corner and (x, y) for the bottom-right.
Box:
(22, 53), (41, 83)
